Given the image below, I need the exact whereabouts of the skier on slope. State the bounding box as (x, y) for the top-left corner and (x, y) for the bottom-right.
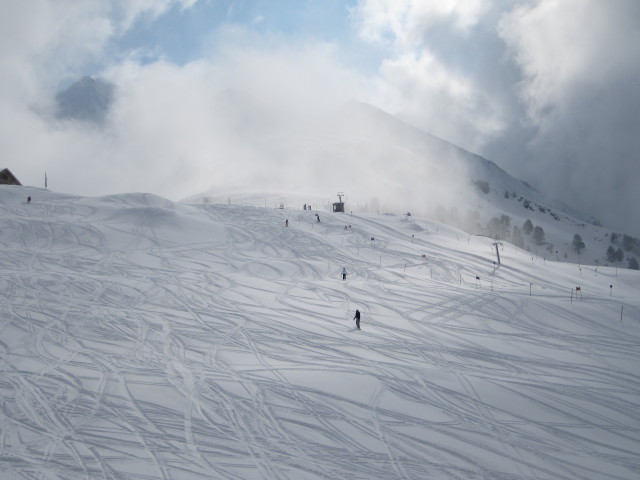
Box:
(353, 309), (361, 330)
(342, 267), (347, 281)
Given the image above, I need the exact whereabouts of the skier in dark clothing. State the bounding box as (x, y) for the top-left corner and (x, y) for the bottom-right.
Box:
(353, 309), (361, 330)
(27, 196), (31, 204)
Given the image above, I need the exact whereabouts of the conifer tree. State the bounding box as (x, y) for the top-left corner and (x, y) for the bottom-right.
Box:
(572, 234), (585, 254)
(512, 226), (525, 248)
(533, 226), (545, 245)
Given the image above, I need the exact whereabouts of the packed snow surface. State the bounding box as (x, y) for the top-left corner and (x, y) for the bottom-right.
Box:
(1, 186), (639, 480)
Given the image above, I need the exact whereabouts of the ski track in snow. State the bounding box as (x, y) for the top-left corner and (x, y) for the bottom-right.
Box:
(1, 189), (639, 480)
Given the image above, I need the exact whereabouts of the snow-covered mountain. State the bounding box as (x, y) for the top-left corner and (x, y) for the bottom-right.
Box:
(187, 98), (636, 270)
(2, 184), (639, 479)
(51, 78), (637, 269)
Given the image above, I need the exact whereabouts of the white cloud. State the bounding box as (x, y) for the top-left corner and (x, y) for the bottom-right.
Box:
(499, 0), (640, 130)
(353, 0), (490, 46)
(498, 0), (640, 233)
(99, 36), (375, 199)
(352, 0), (508, 151)
(374, 49), (506, 150)
(0, 0), (197, 96)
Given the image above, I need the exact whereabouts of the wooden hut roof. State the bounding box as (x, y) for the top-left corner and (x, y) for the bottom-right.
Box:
(0, 168), (22, 185)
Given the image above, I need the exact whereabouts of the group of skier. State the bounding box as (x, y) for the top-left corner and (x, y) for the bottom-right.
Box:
(283, 211), (362, 331)
(342, 267), (361, 329)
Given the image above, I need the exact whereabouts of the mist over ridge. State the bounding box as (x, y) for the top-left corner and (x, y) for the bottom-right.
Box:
(48, 73), (599, 230)
(46, 75), (640, 269)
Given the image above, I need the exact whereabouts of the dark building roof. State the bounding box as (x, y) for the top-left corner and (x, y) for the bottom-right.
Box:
(0, 168), (21, 185)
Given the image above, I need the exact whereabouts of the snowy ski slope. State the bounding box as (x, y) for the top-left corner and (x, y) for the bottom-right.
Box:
(1, 186), (639, 480)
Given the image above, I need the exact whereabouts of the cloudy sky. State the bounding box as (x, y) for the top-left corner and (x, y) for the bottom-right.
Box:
(1, 0), (639, 235)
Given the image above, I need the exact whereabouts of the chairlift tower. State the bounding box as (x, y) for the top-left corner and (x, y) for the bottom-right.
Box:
(492, 236), (503, 265)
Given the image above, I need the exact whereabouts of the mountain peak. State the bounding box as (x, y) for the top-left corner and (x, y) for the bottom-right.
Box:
(55, 76), (116, 125)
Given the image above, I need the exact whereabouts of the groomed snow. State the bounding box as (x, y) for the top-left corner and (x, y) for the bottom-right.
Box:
(1, 186), (639, 480)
